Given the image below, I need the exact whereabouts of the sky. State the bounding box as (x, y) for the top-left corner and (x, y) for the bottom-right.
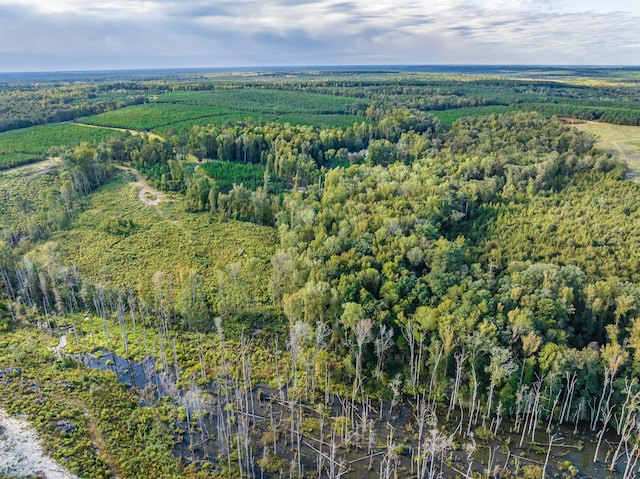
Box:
(0, 0), (638, 72)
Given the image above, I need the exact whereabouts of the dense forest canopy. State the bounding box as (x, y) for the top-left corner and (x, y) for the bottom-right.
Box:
(2, 67), (640, 479)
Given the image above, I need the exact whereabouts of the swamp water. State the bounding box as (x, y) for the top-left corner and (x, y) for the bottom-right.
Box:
(76, 350), (629, 479)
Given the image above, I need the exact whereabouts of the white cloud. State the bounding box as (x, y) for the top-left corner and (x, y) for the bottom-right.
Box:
(0, 0), (638, 70)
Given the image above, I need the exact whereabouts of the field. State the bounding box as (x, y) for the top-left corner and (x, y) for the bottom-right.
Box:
(573, 121), (640, 178)
(157, 89), (365, 113)
(80, 89), (369, 134)
(0, 123), (121, 169)
(28, 171), (278, 311)
(78, 103), (229, 131)
(0, 159), (60, 232)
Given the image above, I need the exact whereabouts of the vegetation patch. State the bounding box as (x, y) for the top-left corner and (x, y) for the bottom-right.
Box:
(28, 173), (278, 313)
(0, 123), (121, 169)
(79, 103), (229, 131)
(572, 121), (640, 178)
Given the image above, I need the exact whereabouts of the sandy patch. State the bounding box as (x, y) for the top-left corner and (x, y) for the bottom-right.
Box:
(117, 165), (165, 207)
(0, 409), (78, 479)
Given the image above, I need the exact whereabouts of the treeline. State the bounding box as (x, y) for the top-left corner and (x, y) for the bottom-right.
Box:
(0, 81), (166, 133)
(117, 109), (437, 224)
(524, 103), (640, 125)
(268, 77), (640, 126)
(266, 112), (640, 443)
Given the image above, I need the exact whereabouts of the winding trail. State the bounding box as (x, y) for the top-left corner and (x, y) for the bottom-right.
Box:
(72, 121), (164, 141)
(117, 165), (165, 207)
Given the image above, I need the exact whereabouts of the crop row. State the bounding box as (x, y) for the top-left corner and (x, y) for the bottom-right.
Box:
(79, 103), (232, 130)
(0, 124), (121, 169)
(157, 88), (366, 114)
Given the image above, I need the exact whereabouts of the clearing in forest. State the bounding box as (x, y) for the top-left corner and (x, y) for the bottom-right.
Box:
(27, 172), (277, 309)
(573, 121), (640, 179)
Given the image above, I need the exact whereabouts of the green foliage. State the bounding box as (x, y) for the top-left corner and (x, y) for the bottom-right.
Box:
(100, 217), (136, 236)
(258, 453), (289, 474)
(199, 160), (282, 194)
(80, 89), (369, 134)
(4, 72), (640, 479)
(157, 88), (366, 115)
(0, 79), (155, 133)
(429, 105), (519, 127)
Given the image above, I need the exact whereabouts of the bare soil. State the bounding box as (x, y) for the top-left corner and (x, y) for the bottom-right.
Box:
(0, 409), (78, 479)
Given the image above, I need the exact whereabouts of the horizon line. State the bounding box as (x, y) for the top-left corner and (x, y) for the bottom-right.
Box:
(1, 63), (640, 76)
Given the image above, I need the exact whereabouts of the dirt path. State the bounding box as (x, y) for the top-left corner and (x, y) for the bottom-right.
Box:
(117, 165), (165, 207)
(73, 122), (164, 141)
(0, 409), (79, 479)
(0, 157), (61, 175)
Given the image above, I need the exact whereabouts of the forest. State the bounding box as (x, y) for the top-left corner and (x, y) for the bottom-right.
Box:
(2, 66), (640, 479)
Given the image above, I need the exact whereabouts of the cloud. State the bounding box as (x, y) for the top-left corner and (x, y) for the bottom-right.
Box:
(0, 0), (638, 71)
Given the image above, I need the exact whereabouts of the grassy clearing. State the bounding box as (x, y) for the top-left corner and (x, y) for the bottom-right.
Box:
(573, 121), (640, 179)
(0, 124), (121, 169)
(0, 160), (60, 232)
(28, 171), (278, 310)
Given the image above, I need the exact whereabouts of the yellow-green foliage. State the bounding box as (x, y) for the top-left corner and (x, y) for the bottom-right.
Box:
(258, 453), (289, 474)
(28, 171), (277, 313)
(0, 160), (60, 234)
(482, 176), (640, 283)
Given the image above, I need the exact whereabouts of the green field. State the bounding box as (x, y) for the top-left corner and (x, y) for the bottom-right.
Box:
(157, 88), (366, 113)
(28, 171), (278, 310)
(80, 89), (369, 134)
(79, 103), (231, 131)
(0, 123), (121, 169)
(573, 121), (640, 179)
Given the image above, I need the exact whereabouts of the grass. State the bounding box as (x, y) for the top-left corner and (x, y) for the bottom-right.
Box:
(0, 124), (121, 169)
(0, 160), (60, 233)
(0, 153), (38, 170)
(572, 121), (640, 179)
(28, 171), (278, 311)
